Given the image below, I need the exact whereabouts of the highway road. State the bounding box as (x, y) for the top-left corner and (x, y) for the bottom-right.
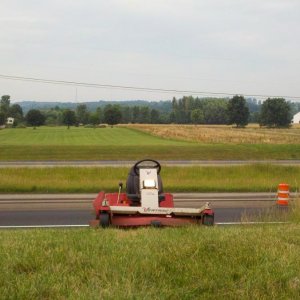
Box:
(1, 160), (300, 168)
(0, 193), (291, 227)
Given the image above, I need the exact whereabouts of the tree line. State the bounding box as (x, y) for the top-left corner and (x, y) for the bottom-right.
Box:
(0, 97), (167, 127)
(171, 96), (293, 127)
(44, 104), (167, 127)
(0, 94), (297, 128)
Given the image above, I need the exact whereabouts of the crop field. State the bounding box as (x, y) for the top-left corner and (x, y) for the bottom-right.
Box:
(1, 126), (300, 160)
(0, 165), (299, 193)
(1, 224), (300, 299)
(127, 124), (300, 144)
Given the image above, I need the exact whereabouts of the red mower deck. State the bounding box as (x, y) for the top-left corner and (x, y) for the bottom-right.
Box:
(90, 159), (214, 227)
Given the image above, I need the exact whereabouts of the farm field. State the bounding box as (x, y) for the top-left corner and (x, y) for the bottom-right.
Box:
(0, 165), (299, 193)
(1, 126), (300, 161)
(127, 124), (300, 144)
(1, 224), (300, 299)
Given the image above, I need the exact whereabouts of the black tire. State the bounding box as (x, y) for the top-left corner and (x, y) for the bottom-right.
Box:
(99, 213), (110, 228)
(202, 214), (214, 226)
(151, 220), (162, 227)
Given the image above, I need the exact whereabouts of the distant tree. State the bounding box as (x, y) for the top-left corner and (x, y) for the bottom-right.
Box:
(132, 106), (140, 123)
(88, 112), (100, 125)
(96, 107), (103, 123)
(227, 95), (249, 127)
(8, 104), (23, 125)
(45, 109), (60, 126)
(150, 109), (160, 124)
(250, 111), (260, 123)
(121, 106), (132, 123)
(159, 113), (170, 124)
(104, 105), (122, 126)
(139, 106), (150, 123)
(176, 97), (189, 123)
(191, 109), (204, 124)
(0, 95), (11, 117)
(202, 99), (229, 124)
(62, 109), (77, 129)
(9, 104), (23, 118)
(0, 112), (5, 125)
(290, 102), (300, 116)
(171, 96), (229, 124)
(76, 104), (89, 124)
(169, 111), (176, 123)
(259, 98), (292, 127)
(25, 109), (46, 128)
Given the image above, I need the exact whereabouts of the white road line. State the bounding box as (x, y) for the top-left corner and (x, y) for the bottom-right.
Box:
(0, 225), (90, 228)
(0, 222), (290, 228)
(215, 221), (289, 225)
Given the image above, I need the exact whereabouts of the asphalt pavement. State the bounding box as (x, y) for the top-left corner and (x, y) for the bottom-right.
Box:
(1, 160), (300, 168)
(0, 193), (290, 227)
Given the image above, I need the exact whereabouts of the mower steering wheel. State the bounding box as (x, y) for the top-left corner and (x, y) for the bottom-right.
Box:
(133, 159), (161, 175)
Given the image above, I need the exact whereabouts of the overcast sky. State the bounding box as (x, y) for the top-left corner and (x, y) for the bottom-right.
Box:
(1, 0), (300, 102)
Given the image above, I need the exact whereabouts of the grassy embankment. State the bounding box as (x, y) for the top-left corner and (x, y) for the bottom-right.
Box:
(1, 165), (300, 193)
(1, 126), (300, 160)
(1, 224), (300, 299)
(2, 125), (300, 299)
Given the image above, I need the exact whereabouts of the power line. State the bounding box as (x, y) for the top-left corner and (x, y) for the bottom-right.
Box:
(1, 74), (300, 100)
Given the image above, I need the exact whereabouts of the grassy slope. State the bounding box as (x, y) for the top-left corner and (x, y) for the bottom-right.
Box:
(1, 165), (300, 193)
(1, 225), (300, 299)
(1, 127), (300, 160)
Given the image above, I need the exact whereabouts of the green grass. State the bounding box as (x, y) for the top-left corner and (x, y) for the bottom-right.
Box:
(1, 127), (300, 160)
(1, 144), (300, 161)
(1, 165), (300, 193)
(1, 225), (300, 299)
(0, 126), (188, 146)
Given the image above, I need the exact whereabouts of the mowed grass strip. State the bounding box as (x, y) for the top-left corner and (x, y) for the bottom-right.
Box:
(1, 225), (300, 299)
(0, 126), (188, 146)
(1, 144), (300, 161)
(1, 165), (300, 193)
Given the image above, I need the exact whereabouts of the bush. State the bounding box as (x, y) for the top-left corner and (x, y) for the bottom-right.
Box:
(16, 124), (27, 128)
(259, 98), (292, 127)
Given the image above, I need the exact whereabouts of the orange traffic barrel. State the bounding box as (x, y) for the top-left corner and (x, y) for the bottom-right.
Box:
(277, 183), (289, 206)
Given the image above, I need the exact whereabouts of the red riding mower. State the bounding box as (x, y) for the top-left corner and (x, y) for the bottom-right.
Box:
(90, 159), (214, 227)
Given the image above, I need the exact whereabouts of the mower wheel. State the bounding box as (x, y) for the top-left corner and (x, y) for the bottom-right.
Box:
(202, 214), (214, 226)
(99, 213), (110, 228)
(151, 220), (162, 227)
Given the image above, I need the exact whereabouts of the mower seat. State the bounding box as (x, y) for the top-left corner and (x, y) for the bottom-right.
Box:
(126, 166), (164, 205)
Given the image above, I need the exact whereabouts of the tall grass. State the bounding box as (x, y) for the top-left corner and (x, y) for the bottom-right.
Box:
(1, 144), (300, 161)
(0, 165), (300, 193)
(290, 198), (300, 223)
(1, 225), (300, 299)
(128, 124), (300, 144)
(238, 196), (300, 224)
